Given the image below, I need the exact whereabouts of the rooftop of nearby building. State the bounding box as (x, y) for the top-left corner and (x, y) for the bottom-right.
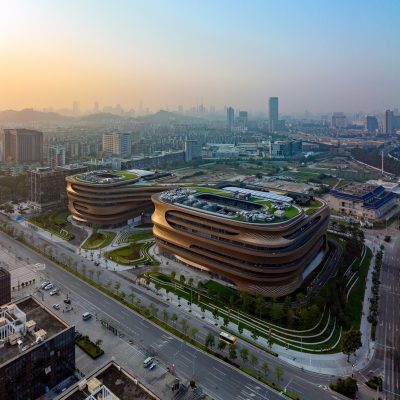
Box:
(0, 296), (69, 366)
(57, 362), (159, 400)
(333, 182), (380, 197)
(158, 186), (308, 224)
(72, 170), (139, 184)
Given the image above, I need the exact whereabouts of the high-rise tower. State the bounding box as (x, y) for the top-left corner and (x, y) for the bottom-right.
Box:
(227, 107), (235, 130)
(269, 97), (279, 132)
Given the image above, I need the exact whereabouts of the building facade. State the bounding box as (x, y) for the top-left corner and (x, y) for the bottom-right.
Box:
(48, 144), (66, 169)
(1, 129), (43, 163)
(327, 183), (397, 220)
(29, 165), (88, 211)
(0, 268), (11, 306)
(269, 140), (302, 158)
(184, 138), (202, 162)
(366, 116), (379, 133)
(268, 97), (279, 132)
(66, 170), (171, 226)
(227, 107), (234, 131)
(102, 132), (131, 157)
(152, 187), (329, 296)
(385, 110), (393, 134)
(0, 297), (75, 400)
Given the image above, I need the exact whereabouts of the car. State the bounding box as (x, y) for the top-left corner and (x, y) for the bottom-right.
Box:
(82, 312), (92, 321)
(52, 304), (60, 310)
(44, 283), (54, 290)
(49, 289), (58, 296)
(149, 362), (156, 370)
(41, 281), (50, 289)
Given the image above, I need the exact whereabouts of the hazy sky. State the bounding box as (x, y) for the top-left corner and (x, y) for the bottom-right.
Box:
(1, 0), (399, 113)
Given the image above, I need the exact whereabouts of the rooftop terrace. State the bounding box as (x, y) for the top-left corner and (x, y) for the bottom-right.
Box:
(73, 170), (138, 184)
(0, 296), (69, 365)
(159, 186), (302, 224)
(58, 362), (159, 400)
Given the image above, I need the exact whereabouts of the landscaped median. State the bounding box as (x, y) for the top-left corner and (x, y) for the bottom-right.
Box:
(0, 224), (303, 400)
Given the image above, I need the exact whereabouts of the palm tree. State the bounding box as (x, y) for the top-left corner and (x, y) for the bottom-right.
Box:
(179, 318), (189, 335)
(189, 327), (198, 340)
(128, 293), (136, 304)
(172, 313), (178, 327)
(96, 270), (101, 282)
(162, 310), (169, 323)
(114, 281), (121, 295)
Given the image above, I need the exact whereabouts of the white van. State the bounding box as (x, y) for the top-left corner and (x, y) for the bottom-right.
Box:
(82, 312), (92, 321)
(143, 357), (153, 368)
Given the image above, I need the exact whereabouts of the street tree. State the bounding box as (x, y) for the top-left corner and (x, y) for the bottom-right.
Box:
(205, 332), (215, 349)
(249, 353), (258, 368)
(217, 340), (227, 352)
(179, 274), (186, 284)
(240, 348), (249, 364)
(228, 344), (237, 361)
(179, 318), (189, 335)
(341, 329), (362, 362)
(114, 281), (121, 295)
(162, 310), (169, 323)
(261, 362), (270, 376)
(120, 291), (126, 299)
(275, 366), (283, 383)
(172, 313), (178, 327)
(189, 327), (198, 340)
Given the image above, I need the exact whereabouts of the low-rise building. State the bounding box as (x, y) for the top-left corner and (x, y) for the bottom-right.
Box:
(56, 360), (160, 400)
(0, 296), (75, 400)
(327, 183), (397, 220)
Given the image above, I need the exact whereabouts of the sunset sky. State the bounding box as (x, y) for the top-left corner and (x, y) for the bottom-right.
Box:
(1, 0), (399, 113)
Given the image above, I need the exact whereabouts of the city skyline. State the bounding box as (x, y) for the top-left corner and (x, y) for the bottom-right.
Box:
(1, 1), (399, 113)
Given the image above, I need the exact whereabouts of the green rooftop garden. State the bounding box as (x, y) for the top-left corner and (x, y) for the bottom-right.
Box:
(74, 170), (138, 183)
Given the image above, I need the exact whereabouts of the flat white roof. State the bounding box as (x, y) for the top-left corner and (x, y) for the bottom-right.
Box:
(223, 186), (293, 203)
(126, 169), (155, 177)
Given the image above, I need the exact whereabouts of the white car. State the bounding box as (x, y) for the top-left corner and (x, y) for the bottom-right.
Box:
(41, 281), (50, 289)
(52, 304), (60, 310)
(49, 289), (58, 296)
(44, 283), (54, 290)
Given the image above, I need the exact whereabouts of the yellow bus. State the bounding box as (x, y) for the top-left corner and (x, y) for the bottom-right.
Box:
(219, 331), (237, 345)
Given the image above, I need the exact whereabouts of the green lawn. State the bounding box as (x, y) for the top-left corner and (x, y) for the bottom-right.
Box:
(118, 230), (153, 244)
(75, 336), (104, 359)
(347, 248), (373, 330)
(29, 210), (74, 240)
(82, 231), (116, 250)
(106, 241), (153, 265)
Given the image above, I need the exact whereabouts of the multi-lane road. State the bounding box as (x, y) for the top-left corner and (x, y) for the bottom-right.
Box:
(363, 228), (400, 399)
(0, 222), (350, 400)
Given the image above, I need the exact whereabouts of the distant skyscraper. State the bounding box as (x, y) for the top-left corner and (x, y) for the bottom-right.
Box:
(94, 101), (99, 113)
(48, 144), (66, 169)
(227, 107), (235, 130)
(269, 97), (279, 132)
(332, 112), (347, 129)
(102, 132), (131, 156)
(366, 116), (379, 133)
(1, 129), (43, 163)
(184, 138), (202, 162)
(72, 101), (80, 115)
(237, 111), (248, 129)
(385, 110), (393, 134)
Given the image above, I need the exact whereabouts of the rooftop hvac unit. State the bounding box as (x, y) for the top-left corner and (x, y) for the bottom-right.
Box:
(87, 378), (102, 394)
(78, 379), (87, 391)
